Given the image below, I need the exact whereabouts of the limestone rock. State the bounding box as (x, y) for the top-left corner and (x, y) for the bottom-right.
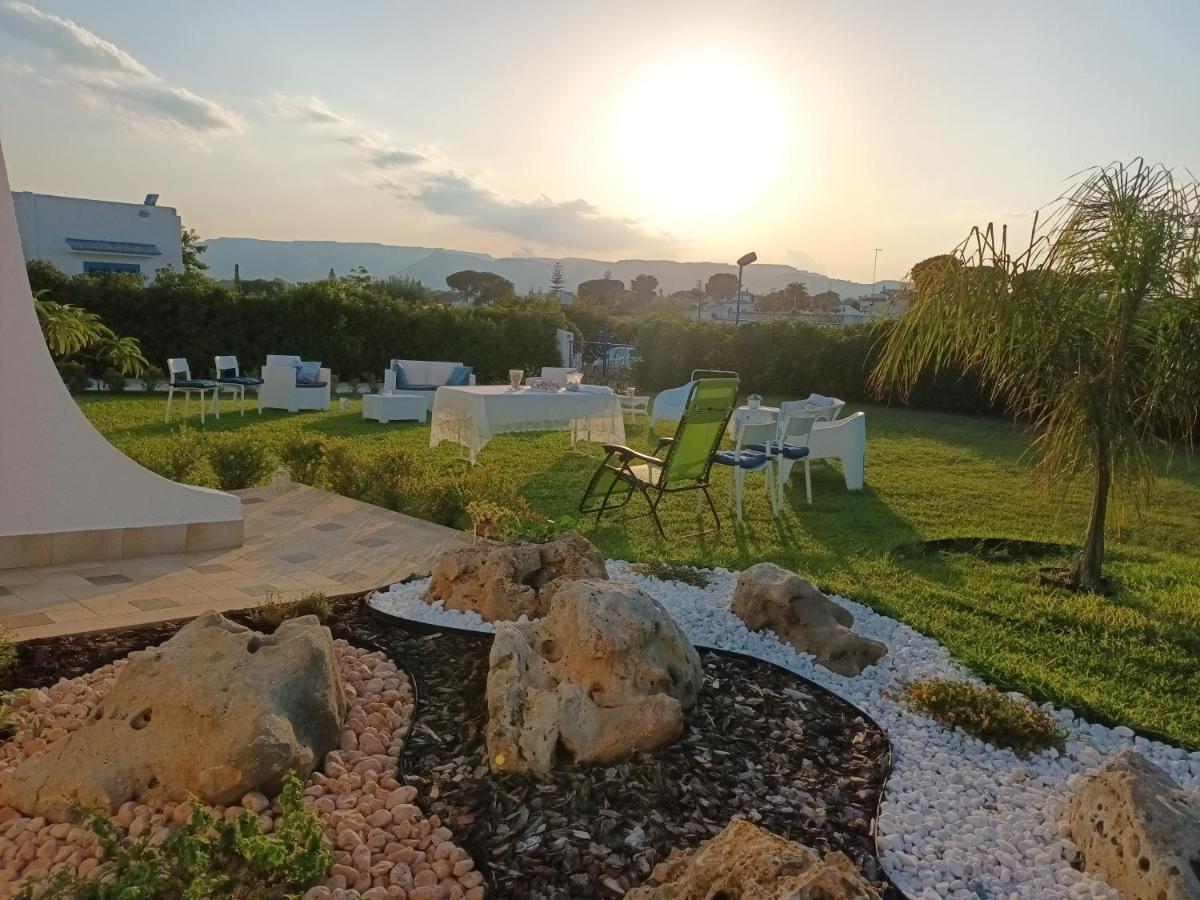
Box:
(486, 578), (702, 772)
(625, 817), (880, 899)
(424, 531), (607, 621)
(1065, 750), (1200, 900)
(0, 611), (347, 821)
(732, 563), (886, 676)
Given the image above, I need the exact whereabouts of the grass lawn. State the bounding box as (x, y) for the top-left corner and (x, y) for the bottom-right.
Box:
(79, 391), (1200, 748)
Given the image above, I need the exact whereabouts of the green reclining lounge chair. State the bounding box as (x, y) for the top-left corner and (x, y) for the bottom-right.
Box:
(579, 377), (739, 537)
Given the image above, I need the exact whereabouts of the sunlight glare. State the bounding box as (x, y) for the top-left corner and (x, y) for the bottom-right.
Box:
(612, 56), (789, 226)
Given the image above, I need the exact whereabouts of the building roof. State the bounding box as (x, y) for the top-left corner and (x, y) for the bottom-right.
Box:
(65, 238), (162, 257)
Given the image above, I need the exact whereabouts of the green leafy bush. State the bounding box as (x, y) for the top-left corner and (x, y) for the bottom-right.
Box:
(142, 425), (210, 483)
(903, 678), (1067, 757)
(209, 438), (273, 490)
(250, 591), (333, 632)
(18, 772), (331, 899)
(101, 367), (129, 393)
(279, 436), (325, 485)
(55, 360), (92, 394)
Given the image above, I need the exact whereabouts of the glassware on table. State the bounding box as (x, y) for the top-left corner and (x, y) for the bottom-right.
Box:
(748, 394), (762, 409)
(508, 369), (524, 390)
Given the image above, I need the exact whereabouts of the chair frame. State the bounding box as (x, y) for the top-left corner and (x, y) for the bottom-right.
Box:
(769, 412), (818, 505)
(721, 419), (779, 522)
(213, 355), (262, 416)
(580, 378), (738, 538)
(165, 358), (218, 425)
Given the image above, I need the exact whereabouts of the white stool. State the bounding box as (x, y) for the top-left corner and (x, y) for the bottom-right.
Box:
(362, 393), (425, 424)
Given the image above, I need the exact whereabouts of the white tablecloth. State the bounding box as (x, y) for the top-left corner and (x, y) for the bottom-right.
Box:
(430, 385), (625, 463)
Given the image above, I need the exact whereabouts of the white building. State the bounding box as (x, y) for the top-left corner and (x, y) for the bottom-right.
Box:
(12, 191), (182, 277)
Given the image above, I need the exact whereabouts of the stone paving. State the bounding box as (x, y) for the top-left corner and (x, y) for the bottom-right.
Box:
(0, 484), (466, 641)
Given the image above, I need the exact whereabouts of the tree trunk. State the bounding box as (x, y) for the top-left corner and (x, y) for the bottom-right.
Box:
(1073, 456), (1111, 590)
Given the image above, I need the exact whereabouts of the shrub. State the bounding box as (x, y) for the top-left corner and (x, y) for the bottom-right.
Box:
(55, 359), (91, 394)
(101, 367), (129, 393)
(250, 591), (332, 631)
(903, 678), (1067, 757)
(0, 626), (15, 675)
(142, 426), (210, 483)
(279, 436), (326, 485)
(209, 438), (273, 490)
(18, 772), (331, 899)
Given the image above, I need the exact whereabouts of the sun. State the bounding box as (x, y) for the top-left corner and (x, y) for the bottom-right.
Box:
(612, 56), (789, 226)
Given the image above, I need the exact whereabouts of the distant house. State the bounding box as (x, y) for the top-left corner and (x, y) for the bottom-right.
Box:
(12, 191), (183, 276)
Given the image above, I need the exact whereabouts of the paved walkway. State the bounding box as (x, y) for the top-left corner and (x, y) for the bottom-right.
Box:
(0, 485), (466, 641)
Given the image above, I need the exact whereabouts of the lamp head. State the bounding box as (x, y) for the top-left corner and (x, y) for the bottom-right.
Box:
(737, 251), (757, 267)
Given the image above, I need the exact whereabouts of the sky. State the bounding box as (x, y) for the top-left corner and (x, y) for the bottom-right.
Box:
(1, 0), (1197, 284)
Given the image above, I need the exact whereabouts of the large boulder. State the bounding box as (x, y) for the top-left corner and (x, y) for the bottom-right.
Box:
(732, 563), (886, 676)
(625, 817), (880, 899)
(1065, 750), (1200, 900)
(0, 611), (347, 821)
(486, 578), (702, 773)
(424, 531), (608, 622)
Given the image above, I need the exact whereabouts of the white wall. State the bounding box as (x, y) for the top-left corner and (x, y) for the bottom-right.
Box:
(0, 142), (239, 537)
(12, 191), (183, 276)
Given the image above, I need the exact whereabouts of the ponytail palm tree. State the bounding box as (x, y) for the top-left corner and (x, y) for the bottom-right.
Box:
(872, 160), (1200, 591)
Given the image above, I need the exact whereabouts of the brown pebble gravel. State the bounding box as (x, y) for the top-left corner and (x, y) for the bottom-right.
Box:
(0, 607), (482, 899)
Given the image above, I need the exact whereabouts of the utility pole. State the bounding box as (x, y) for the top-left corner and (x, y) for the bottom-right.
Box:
(871, 248), (883, 295)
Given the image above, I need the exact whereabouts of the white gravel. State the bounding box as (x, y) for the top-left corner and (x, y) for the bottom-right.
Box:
(370, 564), (1200, 900)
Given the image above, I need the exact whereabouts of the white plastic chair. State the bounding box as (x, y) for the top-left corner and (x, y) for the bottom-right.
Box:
(165, 358), (219, 424)
(712, 419), (778, 522)
(763, 412), (818, 505)
(782, 394), (845, 423)
(213, 355), (263, 416)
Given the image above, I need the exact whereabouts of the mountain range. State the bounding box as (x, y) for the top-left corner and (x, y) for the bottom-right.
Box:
(202, 238), (904, 298)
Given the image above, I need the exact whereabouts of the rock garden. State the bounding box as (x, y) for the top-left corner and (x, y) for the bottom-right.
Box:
(0, 531), (1197, 898)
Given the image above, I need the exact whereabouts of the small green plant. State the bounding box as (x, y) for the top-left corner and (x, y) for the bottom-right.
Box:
(0, 625), (15, 675)
(18, 772), (331, 899)
(250, 591), (332, 632)
(500, 513), (577, 544)
(466, 499), (512, 541)
(209, 438), (273, 490)
(903, 678), (1066, 757)
(279, 436), (325, 485)
(101, 367), (129, 394)
(139, 364), (166, 391)
(631, 562), (712, 588)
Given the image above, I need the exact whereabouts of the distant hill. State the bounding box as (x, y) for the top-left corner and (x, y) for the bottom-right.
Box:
(203, 237), (903, 298)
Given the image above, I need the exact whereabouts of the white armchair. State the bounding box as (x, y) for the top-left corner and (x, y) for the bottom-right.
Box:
(259, 354), (331, 413)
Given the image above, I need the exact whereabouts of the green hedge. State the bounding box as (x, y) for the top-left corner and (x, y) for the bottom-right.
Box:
(27, 265), (564, 383)
(630, 315), (999, 414)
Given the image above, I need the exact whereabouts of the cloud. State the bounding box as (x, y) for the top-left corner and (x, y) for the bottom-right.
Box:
(0, 1), (241, 135)
(412, 172), (671, 251)
(277, 94), (671, 253)
(268, 93), (347, 126)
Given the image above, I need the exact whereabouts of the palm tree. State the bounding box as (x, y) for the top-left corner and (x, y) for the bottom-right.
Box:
(34, 290), (149, 376)
(871, 160), (1200, 591)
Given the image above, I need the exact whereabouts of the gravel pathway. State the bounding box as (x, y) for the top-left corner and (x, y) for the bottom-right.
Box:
(370, 563), (1200, 900)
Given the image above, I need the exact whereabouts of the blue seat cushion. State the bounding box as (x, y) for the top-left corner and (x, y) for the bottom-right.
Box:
(747, 441), (810, 460)
(391, 363), (410, 388)
(218, 375), (264, 386)
(402, 384), (441, 391)
(296, 381), (328, 389)
(712, 450), (770, 469)
(446, 364), (473, 386)
(295, 361), (322, 385)
(173, 379), (217, 389)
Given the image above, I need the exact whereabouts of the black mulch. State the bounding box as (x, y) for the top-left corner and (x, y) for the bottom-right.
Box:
(1, 598), (897, 899)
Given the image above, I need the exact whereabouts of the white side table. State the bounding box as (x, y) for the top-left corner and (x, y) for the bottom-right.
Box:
(362, 393), (425, 424)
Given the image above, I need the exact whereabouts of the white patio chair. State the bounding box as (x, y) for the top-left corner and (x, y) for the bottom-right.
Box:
(752, 412), (817, 505)
(651, 370), (739, 433)
(213, 355), (264, 416)
(165, 358), (219, 424)
(711, 419), (778, 522)
(782, 394), (845, 423)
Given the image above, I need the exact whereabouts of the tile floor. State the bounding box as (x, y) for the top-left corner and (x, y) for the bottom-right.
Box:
(0, 485), (466, 641)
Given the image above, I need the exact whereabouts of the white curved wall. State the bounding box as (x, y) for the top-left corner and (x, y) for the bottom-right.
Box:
(0, 140), (241, 566)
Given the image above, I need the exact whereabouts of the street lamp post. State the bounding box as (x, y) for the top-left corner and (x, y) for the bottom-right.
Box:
(734, 251), (757, 327)
(872, 248), (883, 295)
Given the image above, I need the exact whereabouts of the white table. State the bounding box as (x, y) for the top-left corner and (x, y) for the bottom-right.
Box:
(430, 385), (626, 463)
(362, 393), (426, 424)
(729, 405), (866, 490)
